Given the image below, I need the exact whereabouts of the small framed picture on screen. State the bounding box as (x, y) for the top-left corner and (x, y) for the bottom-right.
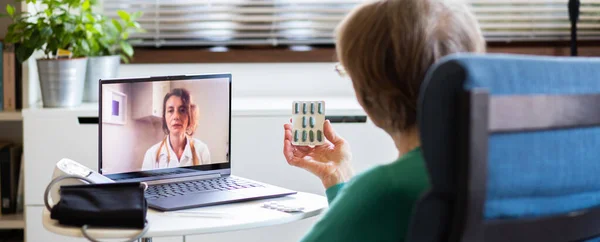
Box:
(102, 89), (127, 125)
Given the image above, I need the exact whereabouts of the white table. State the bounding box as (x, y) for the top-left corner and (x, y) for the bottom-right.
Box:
(43, 192), (328, 241)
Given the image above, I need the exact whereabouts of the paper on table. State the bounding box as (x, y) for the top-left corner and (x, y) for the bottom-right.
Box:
(162, 211), (237, 218)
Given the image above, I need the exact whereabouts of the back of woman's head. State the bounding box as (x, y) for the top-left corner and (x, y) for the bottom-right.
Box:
(336, 0), (485, 132)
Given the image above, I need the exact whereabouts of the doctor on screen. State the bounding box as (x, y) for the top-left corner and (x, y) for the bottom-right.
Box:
(142, 88), (211, 170)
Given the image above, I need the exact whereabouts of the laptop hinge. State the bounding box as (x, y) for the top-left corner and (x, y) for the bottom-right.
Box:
(144, 173), (222, 186)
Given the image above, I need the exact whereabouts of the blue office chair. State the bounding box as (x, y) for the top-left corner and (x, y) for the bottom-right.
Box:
(408, 53), (600, 242)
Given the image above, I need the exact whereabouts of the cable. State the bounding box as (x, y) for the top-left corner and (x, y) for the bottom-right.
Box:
(568, 0), (580, 56)
(81, 220), (150, 242)
(44, 175), (94, 211)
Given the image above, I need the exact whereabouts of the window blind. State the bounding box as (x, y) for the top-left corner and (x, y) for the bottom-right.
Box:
(100, 0), (600, 47)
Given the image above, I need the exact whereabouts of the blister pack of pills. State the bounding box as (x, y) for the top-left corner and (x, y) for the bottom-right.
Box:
(292, 101), (325, 146)
(262, 202), (305, 213)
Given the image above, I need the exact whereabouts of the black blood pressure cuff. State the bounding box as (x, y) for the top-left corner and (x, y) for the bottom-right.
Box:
(50, 182), (147, 229)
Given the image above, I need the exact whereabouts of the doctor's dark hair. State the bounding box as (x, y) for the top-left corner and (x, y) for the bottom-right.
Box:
(162, 88), (199, 136)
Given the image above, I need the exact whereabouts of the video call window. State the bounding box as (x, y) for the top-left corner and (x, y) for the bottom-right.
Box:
(100, 78), (230, 174)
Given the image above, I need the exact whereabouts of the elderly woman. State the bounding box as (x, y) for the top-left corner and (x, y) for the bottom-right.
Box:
(282, 0), (486, 241)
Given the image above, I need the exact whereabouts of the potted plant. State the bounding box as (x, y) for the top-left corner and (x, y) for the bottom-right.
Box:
(82, 8), (144, 102)
(3, 0), (96, 108)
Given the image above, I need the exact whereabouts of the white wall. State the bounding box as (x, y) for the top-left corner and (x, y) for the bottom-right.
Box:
(101, 82), (137, 174)
(171, 78), (230, 163)
(118, 63), (354, 98)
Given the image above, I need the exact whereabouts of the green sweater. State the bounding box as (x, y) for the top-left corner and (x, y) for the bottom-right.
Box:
(300, 147), (430, 242)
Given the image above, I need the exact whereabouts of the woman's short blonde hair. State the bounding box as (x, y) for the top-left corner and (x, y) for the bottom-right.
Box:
(336, 0), (485, 131)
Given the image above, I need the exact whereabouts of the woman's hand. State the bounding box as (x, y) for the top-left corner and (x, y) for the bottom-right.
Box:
(283, 120), (354, 189)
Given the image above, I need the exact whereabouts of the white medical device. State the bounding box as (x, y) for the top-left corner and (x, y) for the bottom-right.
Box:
(49, 158), (114, 204)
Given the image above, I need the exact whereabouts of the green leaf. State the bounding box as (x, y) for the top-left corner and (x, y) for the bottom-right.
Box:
(132, 11), (143, 20)
(117, 10), (130, 22)
(120, 41), (133, 57)
(80, 39), (90, 53)
(85, 12), (95, 22)
(24, 28), (33, 40)
(63, 22), (75, 33)
(120, 54), (129, 64)
(128, 21), (141, 30)
(40, 27), (52, 42)
(82, 0), (90, 10)
(93, 23), (103, 34)
(6, 4), (15, 17)
(87, 38), (99, 55)
(4, 32), (16, 43)
(112, 19), (122, 32)
(66, 0), (79, 8)
(30, 29), (45, 48)
(60, 36), (71, 50)
(121, 31), (129, 40)
(16, 45), (35, 63)
(7, 23), (15, 32)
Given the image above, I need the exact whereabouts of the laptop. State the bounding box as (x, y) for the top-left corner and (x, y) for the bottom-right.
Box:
(98, 74), (296, 211)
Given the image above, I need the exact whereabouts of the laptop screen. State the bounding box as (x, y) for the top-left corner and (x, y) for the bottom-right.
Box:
(98, 74), (231, 179)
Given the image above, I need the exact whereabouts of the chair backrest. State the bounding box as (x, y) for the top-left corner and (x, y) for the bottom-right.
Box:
(408, 53), (600, 242)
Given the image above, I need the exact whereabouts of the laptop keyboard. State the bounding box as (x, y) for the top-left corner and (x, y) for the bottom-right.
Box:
(144, 176), (264, 200)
